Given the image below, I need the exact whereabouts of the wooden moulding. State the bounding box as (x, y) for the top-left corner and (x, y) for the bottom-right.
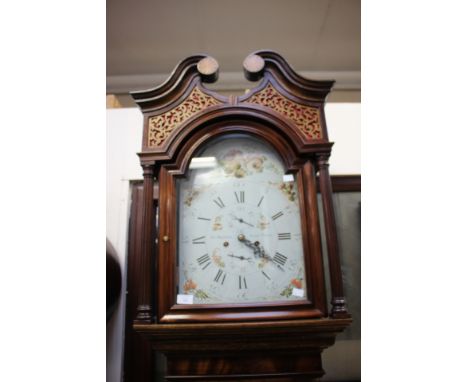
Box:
(328, 174), (361, 192)
(131, 50), (336, 154)
(134, 164), (155, 324)
(154, 121), (328, 324)
(134, 318), (351, 352)
(242, 50), (335, 102)
(134, 318), (351, 380)
(316, 153), (350, 318)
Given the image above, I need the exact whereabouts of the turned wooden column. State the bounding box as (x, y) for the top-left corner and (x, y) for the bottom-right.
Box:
(316, 153), (350, 318)
(134, 163), (155, 323)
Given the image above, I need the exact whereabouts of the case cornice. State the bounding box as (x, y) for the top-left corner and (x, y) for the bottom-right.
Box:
(130, 54), (226, 111)
(131, 51), (335, 159)
(243, 50), (335, 101)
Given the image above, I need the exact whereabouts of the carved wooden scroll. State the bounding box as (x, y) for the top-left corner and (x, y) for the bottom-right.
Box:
(130, 51), (334, 156)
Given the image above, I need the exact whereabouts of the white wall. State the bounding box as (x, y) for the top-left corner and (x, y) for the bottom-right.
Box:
(106, 103), (360, 381)
(106, 109), (142, 382)
(325, 103), (361, 175)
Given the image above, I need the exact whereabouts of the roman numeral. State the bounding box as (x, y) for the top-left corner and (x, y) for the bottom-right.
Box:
(213, 197), (225, 208)
(272, 211), (283, 220)
(273, 252), (288, 266)
(238, 275), (247, 289)
(192, 236), (206, 244)
(214, 269), (226, 284)
(197, 254), (211, 269)
(197, 217), (210, 221)
(257, 196), (264, 207)
(278, 232), (291, 240)
(261, 271), (271, 280)
(234, 191), (245, 203)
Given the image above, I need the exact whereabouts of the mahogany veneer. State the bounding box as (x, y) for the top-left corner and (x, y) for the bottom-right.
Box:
(135, 318), (351, 381)
(126, 51), (353, 381)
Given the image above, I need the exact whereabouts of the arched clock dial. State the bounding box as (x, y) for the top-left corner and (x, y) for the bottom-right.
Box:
(177, 136), (308, 304)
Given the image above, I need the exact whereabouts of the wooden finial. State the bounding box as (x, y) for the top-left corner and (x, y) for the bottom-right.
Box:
(197, 56), (219, 83)
(243, 54), (265, 81)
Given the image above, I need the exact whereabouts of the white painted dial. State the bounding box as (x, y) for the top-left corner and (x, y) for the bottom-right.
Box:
(177, 136), (307, 304)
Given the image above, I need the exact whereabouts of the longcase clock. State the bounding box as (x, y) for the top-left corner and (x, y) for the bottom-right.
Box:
(129, 51), (351, 381)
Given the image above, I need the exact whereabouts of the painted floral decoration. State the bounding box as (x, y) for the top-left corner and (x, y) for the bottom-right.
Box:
(280, 277), (303, 298)
(183, 278), (209, 300)
(183, 279), (197, 293)
(212, 216), (223, 231)
(184, 189), (200, 207)
(212, 249), (225, 268)
(246, 157), (265, 172)
(194, 289), (209, 299)
(257, 215), (269, 230)
(219, 149), (268, 178)
(291, 278), (302, 289)
(224, 160), (246, 178)
(279, 182), (296, 202)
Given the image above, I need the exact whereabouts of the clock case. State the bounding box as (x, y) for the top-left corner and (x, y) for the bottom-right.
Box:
(129, 51), (351, 379)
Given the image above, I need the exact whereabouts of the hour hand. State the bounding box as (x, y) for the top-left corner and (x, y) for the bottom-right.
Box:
(230, 214), (254, 227)
(228, 254), (252, 261)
